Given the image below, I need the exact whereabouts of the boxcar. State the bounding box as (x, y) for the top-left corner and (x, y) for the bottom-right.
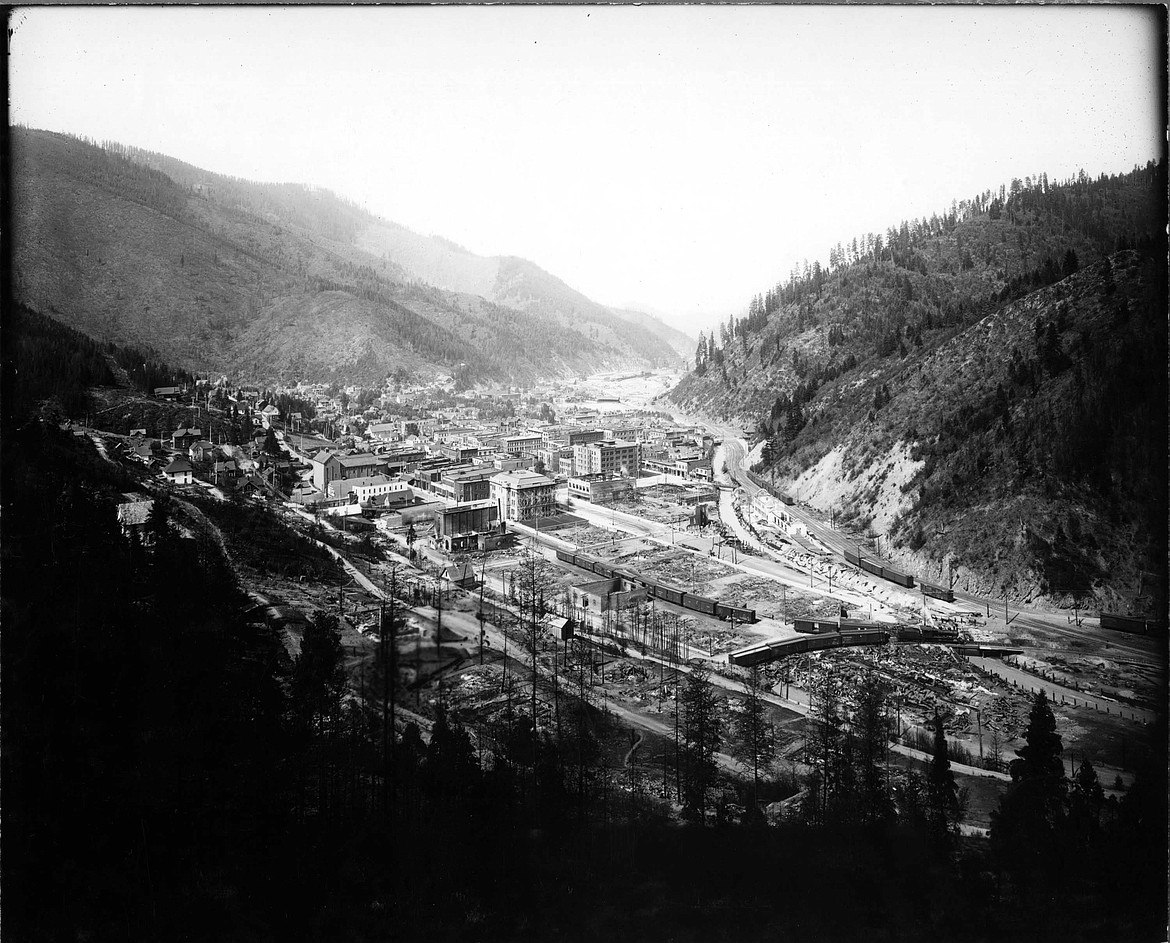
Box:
(882, 567), (915, 589)
(730, 643), (772, 667)
(687, 595), (717, 616)
(919, 580), (955, 603)
(555, 548), (576, 566)
(1099, 613), (1165, 635)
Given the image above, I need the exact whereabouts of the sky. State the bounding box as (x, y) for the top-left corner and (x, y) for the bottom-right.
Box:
(9, 6), (1165, 335)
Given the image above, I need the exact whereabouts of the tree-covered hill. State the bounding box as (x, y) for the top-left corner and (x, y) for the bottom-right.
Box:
(670, 163), (1167, 610)
(10, 127), (685, 385)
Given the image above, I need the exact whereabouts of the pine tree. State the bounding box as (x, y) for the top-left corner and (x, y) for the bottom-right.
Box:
(927, 709), (960, 835)
(991, 692), (1067, 896)
(1068, 755), (1104, 845)
(680, 663), (723, 823)
(854, 674), (893, 823)
(733, 667), (774, 815)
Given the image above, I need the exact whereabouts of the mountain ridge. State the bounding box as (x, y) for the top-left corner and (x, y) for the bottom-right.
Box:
(11, 127), (688, 385)
(669, 162), (1166, 610)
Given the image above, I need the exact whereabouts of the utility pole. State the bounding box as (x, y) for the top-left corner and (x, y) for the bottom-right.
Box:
(529, 539), (538, 728)
(478, 551), (488, 666)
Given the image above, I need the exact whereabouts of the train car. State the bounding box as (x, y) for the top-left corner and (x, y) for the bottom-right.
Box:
(808, 634), (842, 652)
(715, 603), (758, 623)
(844, 548), (862, 567)
(591, 558), (614, 578)
(688, 595), (717, 616)
(654, 583), (685, 606)
(768, 637), (809, 658)
(730, 643), (773, 668)
(918, 580), (955, 603)
(573, 552), (597, 571)
(881, 566), (915, 589)
(839, 629), (888, 647)
(555, 548), (576, 566)
(1099, 612), (1167, 635)
(793, 618), (838, 633)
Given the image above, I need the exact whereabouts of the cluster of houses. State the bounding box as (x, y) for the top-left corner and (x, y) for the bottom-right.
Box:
(131, 377), (715, 565)
(114, 422), (291, 500)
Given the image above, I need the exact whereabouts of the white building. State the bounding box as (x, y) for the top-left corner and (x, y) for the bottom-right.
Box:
(490, 470), (557, 523)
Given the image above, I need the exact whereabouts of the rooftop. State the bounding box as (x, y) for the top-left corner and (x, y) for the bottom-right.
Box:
(490, 469), (555, 488)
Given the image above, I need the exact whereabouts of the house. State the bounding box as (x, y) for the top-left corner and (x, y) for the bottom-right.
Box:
(128, 428), (148, 440)
(163, 457), (195, 485)
(541, 614), (573, 641)
(367, 421), (400, 443)
(131, 442), (155, 464)
(212, 459), (240, 482)
(116, 499), (154, 541)
(235, 474), (265, 497)
(189, 440), (218, 463)
(441, 563), (477, 589)
(489, 470), (557, 523)
(154, 386), (182, 400)
(171, 427), (203, 451)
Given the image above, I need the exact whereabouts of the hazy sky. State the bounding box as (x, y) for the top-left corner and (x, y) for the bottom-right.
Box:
(9, 6), (1164, 334)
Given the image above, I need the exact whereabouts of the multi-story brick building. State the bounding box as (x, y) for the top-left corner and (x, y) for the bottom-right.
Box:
(490, 470), (557, 523)
(572, 439), (640, 478)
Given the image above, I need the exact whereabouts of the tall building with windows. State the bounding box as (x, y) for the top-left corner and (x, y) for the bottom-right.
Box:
(489, 470), (557, 522)
(572, 439), (640, 478)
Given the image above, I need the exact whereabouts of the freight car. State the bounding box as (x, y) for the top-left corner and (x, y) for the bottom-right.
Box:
(728, 627), (888, 667)
(793, 618), (842, 634)
(715, 603), (757, 623)
(1099, 613), (1167, 635)
(918, 580), (956, 603)
(745, 469), (795, 504)
(689, 594), (717, 616)
(844, 548), (916, 589)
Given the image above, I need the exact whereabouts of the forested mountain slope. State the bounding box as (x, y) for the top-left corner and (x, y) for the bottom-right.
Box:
(10, 128), (685, 384)
(670, 164), (1166, 610)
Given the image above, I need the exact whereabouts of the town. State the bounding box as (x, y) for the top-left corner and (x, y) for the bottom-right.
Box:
(96, 363), (1160, 825)
(9, 7), (1165, 941)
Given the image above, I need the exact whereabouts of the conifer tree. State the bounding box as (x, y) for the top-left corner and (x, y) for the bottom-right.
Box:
(927, 710), (960, 835)
(733, 667), (774, 813)
(680, 663), (722, 823)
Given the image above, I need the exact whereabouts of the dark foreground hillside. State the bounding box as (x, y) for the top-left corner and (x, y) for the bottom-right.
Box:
(2, 383), (1165, 941)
